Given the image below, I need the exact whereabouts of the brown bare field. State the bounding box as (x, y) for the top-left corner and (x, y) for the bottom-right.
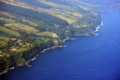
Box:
(11, 48), (17, 51)
(53, 40), (58, 44)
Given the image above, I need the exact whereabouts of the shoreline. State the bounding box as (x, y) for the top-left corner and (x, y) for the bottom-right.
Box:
(27, 45), (65, 64)
(0, 45), (65, 75)
(0, 38), (75, 75)
(0, 67), (15, 75)
(94, 21), (103, 33)
(28, 38), (78, 63)
(63, 38), (76, 43)
(74, 21), (103, 37)
(0, 22), (103, 75)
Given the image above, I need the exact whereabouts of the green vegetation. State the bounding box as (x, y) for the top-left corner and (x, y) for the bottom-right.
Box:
(18, 47), (28, 52)
(0, 0), (101, 73)
(0, 40), (6, 46)
(0, 31), (17, 38)
(0, 2), (68, 26)
(46, 0), (120, 12)
(0, 26), (20, 37)
(20, 0), (53, 9)
(1, 18), (16, 23)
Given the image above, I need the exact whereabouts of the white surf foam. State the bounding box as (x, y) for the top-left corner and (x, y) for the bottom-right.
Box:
(9, 67), (15, 69)
(95, 34), (99, 35)
(94, 21), (103, 32)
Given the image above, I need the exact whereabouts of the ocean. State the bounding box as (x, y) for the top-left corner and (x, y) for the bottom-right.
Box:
(1, 11), (120, 80)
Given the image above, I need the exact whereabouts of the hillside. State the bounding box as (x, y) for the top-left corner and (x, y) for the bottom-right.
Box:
(0, 0), (101, 73)
(46, 0), (120, 12)
(78, 0), (120, 12)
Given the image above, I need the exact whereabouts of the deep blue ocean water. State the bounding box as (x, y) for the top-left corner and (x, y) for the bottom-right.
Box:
(1, 11), (120, 80)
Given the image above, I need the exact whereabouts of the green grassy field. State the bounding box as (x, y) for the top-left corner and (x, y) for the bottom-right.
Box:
(0, 26), (20, 37)
(5, 22), (39, 33)
(18, 47), (28, 52)
(0, 11), (16, 18)
(75, 24), (89, 28)
(1, 18), (16, 23)
(0, 40), (6, 46)
(36, 32), (58, 37)
(0, 36), (9, 42)
(0, 0), (88, 25)
(22, 19), (38, 27)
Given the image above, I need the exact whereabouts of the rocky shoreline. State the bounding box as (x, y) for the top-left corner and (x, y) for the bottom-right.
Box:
(0, 45), (65, 75)
(94, 21), (103, 32)
(0, 38), (76, 75)
(0, 67), (15, 75)
(74, 21), (103, 37)
(27, 45), (65, 64)
(0, 22), (103, 75)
